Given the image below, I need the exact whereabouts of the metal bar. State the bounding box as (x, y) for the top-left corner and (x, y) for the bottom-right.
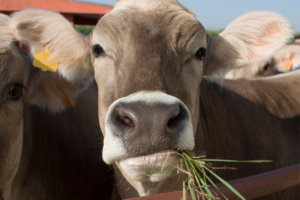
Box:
(126, 164), (300, 200)
(211, 164), (300, 199)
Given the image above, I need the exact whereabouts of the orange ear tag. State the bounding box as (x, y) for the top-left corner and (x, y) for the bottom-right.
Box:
(283, 57), (293, 71)
(33, 48), (58, 72)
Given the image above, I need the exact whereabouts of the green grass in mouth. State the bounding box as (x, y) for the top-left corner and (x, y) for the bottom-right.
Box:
(147, 148), (272, 200)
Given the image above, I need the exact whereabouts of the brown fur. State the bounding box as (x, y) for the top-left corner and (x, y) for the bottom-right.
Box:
(198, 76), (300, 199)
(8, 1), (300, 199)
(11, 82), (114, 200)
(0, 46), (114, 199)
(0, 14), (114, 199)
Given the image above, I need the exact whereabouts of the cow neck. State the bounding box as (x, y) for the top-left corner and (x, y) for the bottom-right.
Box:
(196, 78), (300, 190)
(11, 83), (114, 200)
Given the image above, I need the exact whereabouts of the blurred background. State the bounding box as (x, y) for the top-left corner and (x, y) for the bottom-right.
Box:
(73, 0), (300, 39)
(1, 0), (299, 39)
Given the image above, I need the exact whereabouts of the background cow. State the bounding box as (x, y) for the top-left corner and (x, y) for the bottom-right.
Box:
(253, 44), (300, 77)
(220, 43), (300, 79)
(204, 11), (297, 79)
(0, 14), (113, 199)
(9, 1), (300, 199)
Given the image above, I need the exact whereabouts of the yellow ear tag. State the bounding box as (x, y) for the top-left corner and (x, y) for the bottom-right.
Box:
(33, 48), (58, 72)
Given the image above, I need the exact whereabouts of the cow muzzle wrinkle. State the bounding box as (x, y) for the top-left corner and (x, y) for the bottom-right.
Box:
(103, 91), (194, 167)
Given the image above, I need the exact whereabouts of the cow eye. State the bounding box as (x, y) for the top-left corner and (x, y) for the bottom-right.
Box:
(9, 84), (24, 100)
(195, 48), (206, 60)
(93, 44), (104, 57)
(263, 62), (270, 71)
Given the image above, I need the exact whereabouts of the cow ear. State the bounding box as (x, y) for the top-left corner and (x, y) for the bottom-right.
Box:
(9, 9), (93, 90)
(205, 11), (293, 77)
(23, 62), (80, 112)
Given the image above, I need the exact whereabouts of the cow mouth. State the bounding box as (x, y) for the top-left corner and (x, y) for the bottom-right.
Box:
(118, 149), (181, 182)
(123, 149), (179, 167)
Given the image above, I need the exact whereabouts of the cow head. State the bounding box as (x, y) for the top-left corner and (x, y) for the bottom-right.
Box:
(257, 44), (300, 77)
(9, 0), (294, 197)
(0, 14), (76, 199)
(224, 44), (300, 79)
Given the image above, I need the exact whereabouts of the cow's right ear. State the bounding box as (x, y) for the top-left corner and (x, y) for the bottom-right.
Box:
(9, 9), (93, 90)
(24, 64), (77, 113)
(205, 11), (293, 77)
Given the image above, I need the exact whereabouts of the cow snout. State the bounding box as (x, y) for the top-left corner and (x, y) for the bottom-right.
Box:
(103, 91), (194, 164)
(110, 102), (188, 142)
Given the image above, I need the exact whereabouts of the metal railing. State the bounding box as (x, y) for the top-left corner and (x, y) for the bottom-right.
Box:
(126, 164), (300, 200)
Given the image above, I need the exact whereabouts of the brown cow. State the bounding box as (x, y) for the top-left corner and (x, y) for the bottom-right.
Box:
(9, 1), (300, 199)
(255, 44), (300, 77)
(0, 14), (113, 199)
(222, 44), (300, 79)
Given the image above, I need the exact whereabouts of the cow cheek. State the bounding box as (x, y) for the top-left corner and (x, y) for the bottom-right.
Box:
(181, 61), (202, 133)
(0, 103), (23, 197)
(94, 58), (117, 135)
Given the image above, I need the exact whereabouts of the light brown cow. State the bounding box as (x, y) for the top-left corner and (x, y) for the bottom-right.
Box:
(222, 44), (300, 79)
(0, 14), (113, 199)
(9, 1), (300, 199)
(256, 44), (300, 77)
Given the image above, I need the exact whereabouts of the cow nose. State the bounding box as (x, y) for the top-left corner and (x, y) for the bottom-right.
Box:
(109, 103), (188, 140)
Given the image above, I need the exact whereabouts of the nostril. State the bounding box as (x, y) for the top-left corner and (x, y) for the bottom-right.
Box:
(119, 116), (135, 127)
(114, 106), (136, 128)
(167, 105), (187, 129)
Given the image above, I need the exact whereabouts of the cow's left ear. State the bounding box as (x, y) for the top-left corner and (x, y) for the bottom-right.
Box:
(23, 61), (80, 112)
(9, 9), (93, 91)
(205, 11), (293, 76)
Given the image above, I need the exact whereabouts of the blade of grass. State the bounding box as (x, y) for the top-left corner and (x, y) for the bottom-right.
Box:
(203, 165), (246, 200)
(145, 168), (177, 176)
(193, 170), (206, 200)
(200, 159), (272, 163)
(183, 178), (187, 200)
(191, 162), (205, 200)
(196, 172), (214, 200)
(196, 164), (228, 200)
(182, 155), (191, 171)
(189, 184), (197, 200)
(192, 162), (217, 200)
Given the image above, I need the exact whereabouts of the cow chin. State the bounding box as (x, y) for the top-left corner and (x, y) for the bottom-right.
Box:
(118, 150), (180, 182)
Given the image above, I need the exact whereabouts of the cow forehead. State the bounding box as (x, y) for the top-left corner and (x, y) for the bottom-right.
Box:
(92, 0), (205, 52)
(113, 0), (195, 15)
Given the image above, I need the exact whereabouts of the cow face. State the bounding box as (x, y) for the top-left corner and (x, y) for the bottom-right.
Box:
(0, 14), (75, 199)
(91, 1), (205, 186)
